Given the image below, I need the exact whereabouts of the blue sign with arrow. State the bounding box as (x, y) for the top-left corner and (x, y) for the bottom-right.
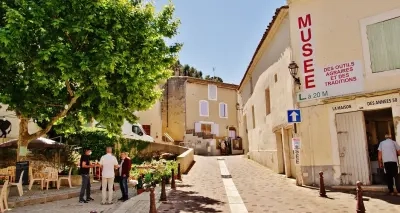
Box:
(287, 109), (301, 123)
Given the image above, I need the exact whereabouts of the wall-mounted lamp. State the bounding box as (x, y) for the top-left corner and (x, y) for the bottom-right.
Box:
(236, 103), (242, 111)
(288, 61), (301, 85)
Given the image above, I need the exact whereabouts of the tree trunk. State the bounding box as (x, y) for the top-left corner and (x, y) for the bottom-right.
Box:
(16, 116), (31, 162)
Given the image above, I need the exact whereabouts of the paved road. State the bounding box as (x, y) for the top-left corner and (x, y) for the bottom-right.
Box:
(158, 155), (400, 213)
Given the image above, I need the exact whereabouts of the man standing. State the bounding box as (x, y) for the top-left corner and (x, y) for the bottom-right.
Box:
(378, 134), (400, 195)
(118, 152), (132, 201)
(99, 147), (119, 205)
(79, 149), (94, 203)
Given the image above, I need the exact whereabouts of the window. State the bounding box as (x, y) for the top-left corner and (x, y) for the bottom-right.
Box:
(265, 89), (271, 115)
(142, 125), (151, 135)
(201, 123), (212, 135)
(219, 103), (228, 118)
(132, 125), (143, 135)
(208, 84), (217, 100)
(274, 74), (278, 83)
(199, 100), (209, 117)
(366, 16), (400, 73)
(250, 77), (254, 94)
(251, 105), (256, 128)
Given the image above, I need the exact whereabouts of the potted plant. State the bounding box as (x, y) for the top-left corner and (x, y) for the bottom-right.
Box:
(0, 177), (6, 185)
(136, 174), (145, 195)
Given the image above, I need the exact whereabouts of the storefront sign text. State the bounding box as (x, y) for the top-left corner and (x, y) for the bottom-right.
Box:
(298, 14), (315, 90)
(332, 104), (352, 111)
(366, 97), (398, 106)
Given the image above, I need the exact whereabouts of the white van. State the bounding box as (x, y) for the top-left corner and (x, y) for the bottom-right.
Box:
(93, 120), (154, 142)
(120, 121), (154, 142)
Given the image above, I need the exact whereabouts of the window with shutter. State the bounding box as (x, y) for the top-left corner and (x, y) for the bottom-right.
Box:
(219, 103), (228, 118)
(251, 105), (256, 129)
(199, 100), (209, 117)
(265, 89), (271, 115)
(208, 84), (217, 100)
(366, 16), (400, 73)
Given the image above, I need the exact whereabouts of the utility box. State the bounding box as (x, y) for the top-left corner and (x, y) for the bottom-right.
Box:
(16, 161), (29, 185)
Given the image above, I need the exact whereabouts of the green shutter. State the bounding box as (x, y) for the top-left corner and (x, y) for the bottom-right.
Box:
(366, 16), (400, 73)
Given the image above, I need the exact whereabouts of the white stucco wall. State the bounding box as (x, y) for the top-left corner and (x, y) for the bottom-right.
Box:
(135, 100), (162, 143)
(238, 15), (295, 172)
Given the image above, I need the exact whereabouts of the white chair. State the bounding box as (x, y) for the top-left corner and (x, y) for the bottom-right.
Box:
(57, 168), (72, 189)
(0, 180), (9, 213)
(10, 171), (24, 197)
(44, 168), (58, 190)
(28, 167), (44, 191)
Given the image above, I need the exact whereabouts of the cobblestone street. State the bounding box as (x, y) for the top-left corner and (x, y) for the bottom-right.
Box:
(159, 155), (400, 213)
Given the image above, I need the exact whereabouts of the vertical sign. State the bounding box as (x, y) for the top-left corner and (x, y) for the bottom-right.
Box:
(292, 138), (301, 165)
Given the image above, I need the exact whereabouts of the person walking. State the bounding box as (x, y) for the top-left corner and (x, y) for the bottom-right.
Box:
(118, 152), (132, 201)
(99, 147), (119, 205)
(378, 134), (400, 195)
(79, 149), (94, 203)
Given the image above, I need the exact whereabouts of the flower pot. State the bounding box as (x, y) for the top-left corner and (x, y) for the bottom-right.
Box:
(137, 188), (145, 195)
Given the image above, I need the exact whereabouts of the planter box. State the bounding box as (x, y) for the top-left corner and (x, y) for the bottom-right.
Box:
(60, 175), (94, 187)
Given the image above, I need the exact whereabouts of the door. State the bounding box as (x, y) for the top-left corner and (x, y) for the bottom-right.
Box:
(287, 129), (296, 178)
(336, 111), (370, 185)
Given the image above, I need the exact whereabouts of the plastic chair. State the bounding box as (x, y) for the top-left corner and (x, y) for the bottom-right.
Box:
(9, 171), (24, 196)
(28, 167), (44, 191)
(44, 168), (58, 190)
(57, 168), (72, 189)
(0, 180), (9, 212)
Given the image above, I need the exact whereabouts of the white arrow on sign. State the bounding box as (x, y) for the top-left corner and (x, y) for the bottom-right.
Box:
(290, 111), (299, 122)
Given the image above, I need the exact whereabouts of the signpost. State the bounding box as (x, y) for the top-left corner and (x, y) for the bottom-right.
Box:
(292, 138), (301, 165)
(287, 109), (301, 123)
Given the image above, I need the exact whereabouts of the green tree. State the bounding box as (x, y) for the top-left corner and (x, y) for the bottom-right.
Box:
(0, 0), (181, 160)
(204, 75), (224, 83)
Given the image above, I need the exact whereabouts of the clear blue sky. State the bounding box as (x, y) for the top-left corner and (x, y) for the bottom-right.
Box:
(155, 0), (287, 85)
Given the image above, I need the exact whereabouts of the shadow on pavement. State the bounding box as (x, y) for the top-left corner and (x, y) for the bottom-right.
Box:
(158, 190), (225, 213)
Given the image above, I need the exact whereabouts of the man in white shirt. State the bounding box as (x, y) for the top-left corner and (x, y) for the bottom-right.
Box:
(99, 147), (119, 204)
(378, 134), (400, 195)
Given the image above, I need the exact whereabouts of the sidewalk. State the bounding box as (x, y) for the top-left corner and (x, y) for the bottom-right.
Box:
(157, 156), (230, 213)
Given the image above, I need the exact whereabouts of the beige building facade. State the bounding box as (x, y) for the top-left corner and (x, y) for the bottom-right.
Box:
(288, 0), (400, 186)
(161, 77), (241, 155)
(237, 6), (299, 176)
(135, 101), (162, 143)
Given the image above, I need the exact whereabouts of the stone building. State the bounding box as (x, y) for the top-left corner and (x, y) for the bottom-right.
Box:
(161, 76), (242, 155)
(237, 6), (299, 177)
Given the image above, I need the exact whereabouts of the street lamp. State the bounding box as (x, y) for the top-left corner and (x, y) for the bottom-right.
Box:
(288, 61), (301, 85)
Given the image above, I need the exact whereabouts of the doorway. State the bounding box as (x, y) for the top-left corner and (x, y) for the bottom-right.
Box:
(364, 108), (394, 185)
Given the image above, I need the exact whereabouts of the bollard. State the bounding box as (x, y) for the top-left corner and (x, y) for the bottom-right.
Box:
(160, 177), (167, 201)
(319, 171), (327, 197)
(171, 169), (176, 190)
(356, 181), (366, 213)
(149, 187), (157, 213)
(177, 163), (182, 181)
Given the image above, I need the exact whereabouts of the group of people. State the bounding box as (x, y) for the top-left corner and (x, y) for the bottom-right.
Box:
(78, 147), (132, 204)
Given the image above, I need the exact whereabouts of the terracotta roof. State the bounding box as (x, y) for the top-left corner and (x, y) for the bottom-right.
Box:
(171, 76), (238, 90)
(238, 5), (289, 91)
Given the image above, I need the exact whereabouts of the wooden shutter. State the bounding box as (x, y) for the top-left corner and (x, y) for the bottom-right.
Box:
(265, 89), (271, 115)
(142, 125), (151, 135)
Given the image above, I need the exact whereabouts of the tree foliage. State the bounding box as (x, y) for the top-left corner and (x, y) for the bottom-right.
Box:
(173, 60), (223, 82)
(0, 0), (181, 156)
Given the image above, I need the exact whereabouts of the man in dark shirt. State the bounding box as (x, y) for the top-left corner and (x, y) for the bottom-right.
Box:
(79, 149), (94, 203)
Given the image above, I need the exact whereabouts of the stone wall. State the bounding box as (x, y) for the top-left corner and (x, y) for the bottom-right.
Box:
(161, 77), (187, 142)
